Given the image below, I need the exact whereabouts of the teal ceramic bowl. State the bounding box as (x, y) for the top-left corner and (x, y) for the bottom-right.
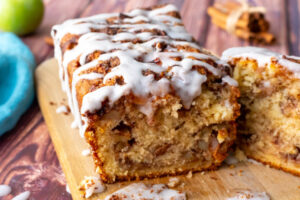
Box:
(0, 33), (35, 136)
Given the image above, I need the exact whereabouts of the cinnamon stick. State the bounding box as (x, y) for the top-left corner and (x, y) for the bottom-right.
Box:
(207, 6), (268, 33)
(207, 1), (274, 44)
(212, 18), (275, 44)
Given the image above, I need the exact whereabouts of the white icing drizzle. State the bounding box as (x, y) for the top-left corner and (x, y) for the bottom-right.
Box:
(222, 75), (238, 87)
(104, 183), (186, 200)
(56, 105), (69, 114)
(170, 66), (207, 108)
(81, 149), (91, 156)
(0, 184), (11, 197)
(52, 4), (236, 137)
(227, 190), (270, 200)
(222, 47), (300, 78)
(12, 191), (30, 200)
(123, 15), (149, 23)
(286, 55), (300, 60)
(148, 4), (178, 17)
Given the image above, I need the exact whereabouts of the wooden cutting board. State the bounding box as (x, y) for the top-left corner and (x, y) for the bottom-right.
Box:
(35, 58), (300, 200)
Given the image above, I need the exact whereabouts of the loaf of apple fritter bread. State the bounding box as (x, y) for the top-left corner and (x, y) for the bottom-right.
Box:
(222, 47), (300, 175)
(52, 4), (240, 183)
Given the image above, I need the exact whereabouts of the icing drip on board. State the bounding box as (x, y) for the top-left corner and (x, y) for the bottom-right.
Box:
(79, 176), (106, 198)
(104, 183), (186, 200)
(227, 190), (270, 200)
(56, 105), (69, 114)
(0, 185), (11, 197)
(52, 4), (237, 136)
(11, 191), (30, 200)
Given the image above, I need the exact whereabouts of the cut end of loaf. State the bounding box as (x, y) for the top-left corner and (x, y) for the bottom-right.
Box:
(224, 47), (300, 176)
(85, 86), (239, 183)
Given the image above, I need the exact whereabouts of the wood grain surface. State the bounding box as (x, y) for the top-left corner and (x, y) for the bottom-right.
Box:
(36, 58), (300, 200)
(0, 0), (299, 199)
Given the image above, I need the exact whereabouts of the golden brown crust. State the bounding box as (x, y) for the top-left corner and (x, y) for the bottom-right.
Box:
(53, 4), (240, 183)
(104, 164), (221, 183)
(247, 155), (300, 177)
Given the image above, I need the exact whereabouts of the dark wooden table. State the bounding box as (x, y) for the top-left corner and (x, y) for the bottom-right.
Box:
(0, 0), (299, 199)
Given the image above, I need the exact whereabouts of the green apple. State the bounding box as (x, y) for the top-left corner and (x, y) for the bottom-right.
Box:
(0, 0), (44, 35)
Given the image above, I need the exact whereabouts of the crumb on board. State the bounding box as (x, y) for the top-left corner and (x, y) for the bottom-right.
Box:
(81, 149), (91, 156)
(186, 171), (193, 178)
(56, 105), (70, 115)
(234, 148), (247, 162)
(167, 177), (181, 187)
(238, 170), (243, 176)
(179, 182), (185, 188)
(78, 176), (106, 198)
(49, 101), (56, 106)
